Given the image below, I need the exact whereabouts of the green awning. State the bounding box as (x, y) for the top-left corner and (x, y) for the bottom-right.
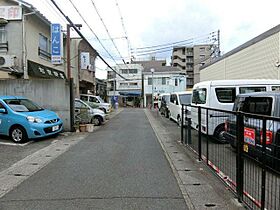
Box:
(28, 60), (66, 79)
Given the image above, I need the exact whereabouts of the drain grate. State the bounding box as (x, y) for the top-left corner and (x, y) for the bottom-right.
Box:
(193, 183), (201, 186)
(64, 144), (69, 146)
(56, 149), (61, 151)
(177, 159), (183, 161)
(205, 203), (216, 207)
(45, 155), (51, 157)
(173, 151), (178, 154)
(184, 168), (192, 171)
(14, 173), (23, 176)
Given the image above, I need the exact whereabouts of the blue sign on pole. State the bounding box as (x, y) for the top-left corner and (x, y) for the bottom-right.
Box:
(51, 23), (63, 64)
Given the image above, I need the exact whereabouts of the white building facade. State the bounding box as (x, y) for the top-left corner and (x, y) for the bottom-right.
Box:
(143, 66), (186, 107)
(200, 25), (280, 81)
(106, 63), (143, 106)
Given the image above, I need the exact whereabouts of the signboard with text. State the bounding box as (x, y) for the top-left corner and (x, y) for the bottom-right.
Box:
(51, 24), (63, 65)
(0, 6), (22, 20)
(80, 52), (90, 70)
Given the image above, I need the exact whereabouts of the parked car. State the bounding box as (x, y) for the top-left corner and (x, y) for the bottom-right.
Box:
(169, 91), (192, 125)
(75, 99), (106, 126)
(159, 93), (170, 118)
(80, 94), (111, 113)
(224, 91), (280, 170)
(0, 96), (63, 143)
(191, 79), (280, 142)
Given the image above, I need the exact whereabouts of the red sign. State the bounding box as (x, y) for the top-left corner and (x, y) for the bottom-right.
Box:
(244, 127), (255, 146)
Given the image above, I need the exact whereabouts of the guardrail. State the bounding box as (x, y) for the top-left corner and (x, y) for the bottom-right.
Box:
(181, 104), (280, 210)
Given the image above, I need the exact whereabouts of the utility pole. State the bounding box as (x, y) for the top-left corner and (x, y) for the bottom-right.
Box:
(217, 30), (220, 57)
(67, 23), (82, 132)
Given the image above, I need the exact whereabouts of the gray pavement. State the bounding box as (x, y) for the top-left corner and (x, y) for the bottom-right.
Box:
(0, 108), (187, 210)
(147, 109), (245, 209)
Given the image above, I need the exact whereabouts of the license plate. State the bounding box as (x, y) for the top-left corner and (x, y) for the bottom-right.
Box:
(243, 144), (248, 153)
(52, 125), (59, 132)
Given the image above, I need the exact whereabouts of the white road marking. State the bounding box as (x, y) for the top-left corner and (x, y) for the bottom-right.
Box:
(0, 141), (33, 146)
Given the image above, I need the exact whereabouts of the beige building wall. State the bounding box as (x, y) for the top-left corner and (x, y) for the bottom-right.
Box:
(25, 16), (65, 73)
(200, 30), (280, 81)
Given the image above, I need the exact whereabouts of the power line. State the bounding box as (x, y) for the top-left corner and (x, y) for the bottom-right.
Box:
(131, 31), (217, 51)
(114, 0), (131, 59)
(43, 0), (68, 25)
(132, 31), (219, 57)
(89, 0), (128, 65)
(50, 0), (126, 80)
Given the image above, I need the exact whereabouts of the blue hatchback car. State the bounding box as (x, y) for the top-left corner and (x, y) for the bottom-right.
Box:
(0, 96), (63, 143)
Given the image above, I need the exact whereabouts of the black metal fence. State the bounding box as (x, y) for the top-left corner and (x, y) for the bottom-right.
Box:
(181, 104), (280, 210)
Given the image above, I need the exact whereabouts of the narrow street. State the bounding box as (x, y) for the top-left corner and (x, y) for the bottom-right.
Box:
(0, 109), (187, 210)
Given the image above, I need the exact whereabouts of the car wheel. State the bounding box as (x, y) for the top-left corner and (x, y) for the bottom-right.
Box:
(214, 125), (227, 143)
(177, 115), (182, 126)
(92, 116), (102, 126)
(10, 126), (28, 143)
(100, 108), (106, 113)
(165, 110), (169, 118)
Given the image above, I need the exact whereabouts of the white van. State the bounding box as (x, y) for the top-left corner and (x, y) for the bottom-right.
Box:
(80, 94), (111, 113)
(191, 80), (280, 141)
(169, 91), (192, 125)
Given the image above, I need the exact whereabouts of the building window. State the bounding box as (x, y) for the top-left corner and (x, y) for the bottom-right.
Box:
(0, 26), (7, 43)
(148, 78), (152, 85)
(199, 47), (205, 52)
(162, 78), (166, 85)
(175, 78), (178, 86)
(200, 55), (205, 60)
(129, 69), (137, 74)
(0, 26), (7, 51)
(120, 82), (128, 87)
(121, 69), (128, 74)
(129, 82), (138, 86)
(39, 34), (51, 60)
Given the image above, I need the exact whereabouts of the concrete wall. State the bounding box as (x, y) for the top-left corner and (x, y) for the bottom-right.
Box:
(0, 79), (71, 131)
(200, 31), (280, 81)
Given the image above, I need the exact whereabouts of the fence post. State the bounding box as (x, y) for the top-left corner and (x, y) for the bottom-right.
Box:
(236, 112), (244, 202)
(198, 106), (202, 161)
(181, 104), (184, 144)
(187, 117), (192, 145)
(206, 109), (209, 165)
(261, 118), (267, 210)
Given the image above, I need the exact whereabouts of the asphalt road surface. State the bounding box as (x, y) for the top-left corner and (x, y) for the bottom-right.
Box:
(0, 109), (187, 210)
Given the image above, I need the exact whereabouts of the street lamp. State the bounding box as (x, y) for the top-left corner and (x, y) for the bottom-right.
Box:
(150, 68), (155, 109)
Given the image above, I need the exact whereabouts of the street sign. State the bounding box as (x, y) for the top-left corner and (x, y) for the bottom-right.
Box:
(51, 24), (63, 65)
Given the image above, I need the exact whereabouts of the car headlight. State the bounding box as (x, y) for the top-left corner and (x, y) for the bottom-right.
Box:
(27, 116), (43, 123)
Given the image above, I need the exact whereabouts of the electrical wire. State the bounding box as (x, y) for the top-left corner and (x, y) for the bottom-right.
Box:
(50, 0), (126, 80)
(43, 0), (68, 25)
(114, 0), (131, 58)
(89, 0), (128, 66)
(131, 31), (217, 51)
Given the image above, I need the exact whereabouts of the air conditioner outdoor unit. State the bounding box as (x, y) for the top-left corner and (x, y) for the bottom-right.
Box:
(0, 55), (16, 68)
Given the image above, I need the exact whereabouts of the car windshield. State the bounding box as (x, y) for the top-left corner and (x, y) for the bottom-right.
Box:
(179, 94), (191, 105)
(97, 96), (105, 103)
(4, 99), (44, 112)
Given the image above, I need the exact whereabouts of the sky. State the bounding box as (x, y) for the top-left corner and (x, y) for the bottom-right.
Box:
(25, 0), (280, 79)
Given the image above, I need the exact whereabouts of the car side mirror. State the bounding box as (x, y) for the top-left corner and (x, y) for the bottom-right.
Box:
(0, 108), (7, 114)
